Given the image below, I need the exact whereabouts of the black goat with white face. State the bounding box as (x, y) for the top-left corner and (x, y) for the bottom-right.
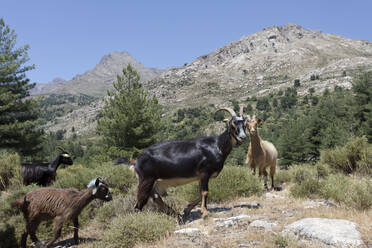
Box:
(133, 107), (247, 221)
(21, 147), (73, 186)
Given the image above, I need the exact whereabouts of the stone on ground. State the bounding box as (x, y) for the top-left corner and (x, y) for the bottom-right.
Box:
(282, 218), (364, 247)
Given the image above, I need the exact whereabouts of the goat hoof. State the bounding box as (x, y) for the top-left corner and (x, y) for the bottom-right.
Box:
(177, 214), (185, 225)
(274, 186), (283, 191)
(201, 212), (209, 219)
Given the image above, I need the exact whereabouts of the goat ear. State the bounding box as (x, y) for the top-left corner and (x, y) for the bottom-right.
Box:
(95, 178), (100, 187)
(257, 118), (262, 125)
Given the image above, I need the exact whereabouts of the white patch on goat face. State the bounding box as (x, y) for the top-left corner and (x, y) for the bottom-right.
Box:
(61, 153), (70, 158)
(87, 178), (103, 195)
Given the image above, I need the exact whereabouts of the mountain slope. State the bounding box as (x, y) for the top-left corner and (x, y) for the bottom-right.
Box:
(31, 51), (164, 97)
(147, 23), (372, 107)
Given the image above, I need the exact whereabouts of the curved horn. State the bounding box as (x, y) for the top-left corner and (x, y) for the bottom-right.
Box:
(56, 146), (66, 153)
(239, 104), (244, 117)
(216, 107), (237, 117)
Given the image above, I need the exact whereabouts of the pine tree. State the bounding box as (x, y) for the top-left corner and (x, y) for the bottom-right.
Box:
(353, 71), (372, 142)
(97, 64), (163, 158)
(0, 18), (43, 156)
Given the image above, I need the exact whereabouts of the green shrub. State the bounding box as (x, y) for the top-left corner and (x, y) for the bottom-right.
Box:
(101, 212), (176, 248)
(274, 169), (292, 184)
(0, 152), (22, 190)
(315, 163), (330, 179)
(290, 178), (323, 198)
(95, 193), (137, 224)
(346, 179), (372, 210)
(288, 164), (316, 184)
(320, 174), (350, 204)
(53, 163), (137, 195)
(0, 222), (18, 248)
(320, 136), (372, 175)
(174, 166), (263, 203)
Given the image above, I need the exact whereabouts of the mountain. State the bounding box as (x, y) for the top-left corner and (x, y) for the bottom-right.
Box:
(146, 23), (372, 107)
(31, 51), (164, 96)
(32, 77), (66, 95)
(39, 24), (372, 135)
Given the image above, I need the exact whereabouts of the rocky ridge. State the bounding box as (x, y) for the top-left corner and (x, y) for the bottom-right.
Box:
(31, 51), (164, 97)
(147, 23), (372, 107)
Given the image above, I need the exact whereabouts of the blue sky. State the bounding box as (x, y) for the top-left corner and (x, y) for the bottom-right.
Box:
(2, 1), (372, 84)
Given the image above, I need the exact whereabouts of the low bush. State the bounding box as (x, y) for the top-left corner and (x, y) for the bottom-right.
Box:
(320, 174), (350, 204)
(100, 212), (176, 248)
(274, 169), (292, 184)
(53, 163), (137, 195)
(346, 178), (372, 210)
(290, 178), (323, 198)
(288, 164), (317, 184)
(174, 166), (263, 203)
(320, 136), (372, 175)
(0, 152), (22, 190)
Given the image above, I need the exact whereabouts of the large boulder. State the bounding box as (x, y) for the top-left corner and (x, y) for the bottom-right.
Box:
(282, 218), (364, 247)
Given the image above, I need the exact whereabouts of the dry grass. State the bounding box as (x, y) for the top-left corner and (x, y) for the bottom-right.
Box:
(132, 185), (372, 248)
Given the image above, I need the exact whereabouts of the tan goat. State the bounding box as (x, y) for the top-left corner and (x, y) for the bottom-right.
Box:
(245, 115), (280, 190)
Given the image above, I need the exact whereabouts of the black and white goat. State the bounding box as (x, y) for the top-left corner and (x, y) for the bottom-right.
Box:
(133, 107), (247, 221)
(21, 147), (73, 186)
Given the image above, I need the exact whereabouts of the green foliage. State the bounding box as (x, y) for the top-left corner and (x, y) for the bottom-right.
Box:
(274, 169), (292, 184)
(97, 64), (163, 159)
(353, 71), (372, 142)
(100, 212), (176, 248)
(290, 177), (323, 198)
(0, 151), (22, 190)
(39, 94), (96, 122)
(0, 222), (18, 248)
(174, 166), (263, 203)
(0, 18), (43, 156)
(53, 162), (137, 194)
(288, 164), (372, 210)
(320, 136), (372, 175)
(256, 97), (271, 111)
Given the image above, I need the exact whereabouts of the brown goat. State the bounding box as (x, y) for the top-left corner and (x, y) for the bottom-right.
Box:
(11, 178), (112, 248)
(245, 115), (280, 190)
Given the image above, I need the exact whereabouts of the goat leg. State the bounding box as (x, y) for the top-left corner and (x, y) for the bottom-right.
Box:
(46, 216), (64, 248)
(134, 178), (155, 211)
(151, 190), (178, 217)
(73, 217), (79, 245)
(200, 176), (210, 219)
(20, 228), (28, 248)
(183, 195), (202, 219)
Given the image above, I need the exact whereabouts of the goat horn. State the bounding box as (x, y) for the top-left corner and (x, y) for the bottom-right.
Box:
(216, 107), (237, 117)
(56, 146), (66, 153)
(239, 104), (244, 117)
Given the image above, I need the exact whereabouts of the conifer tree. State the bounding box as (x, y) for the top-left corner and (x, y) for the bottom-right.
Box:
(0, 18), (43, 156)
(97, 64), (162, 158)
(353, 71), (372, 142)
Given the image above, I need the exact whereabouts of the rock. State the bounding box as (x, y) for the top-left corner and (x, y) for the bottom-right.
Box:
(174, 227), (206, 236)
(249, 219), (278, 230)
(237, 241), (263, 247)
(265, 192), (284, 199)
(303, 200), (336, 209)
(233, 202), (261, 209)
(282, 218), (364, 247)
(213, 215), (250, 228)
